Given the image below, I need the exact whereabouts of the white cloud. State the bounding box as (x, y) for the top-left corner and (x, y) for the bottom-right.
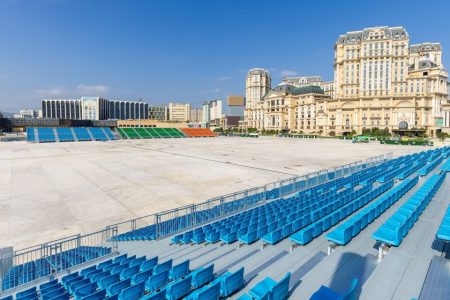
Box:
(0, 74), (8, 79)
(213, 88), (221, 93)
(34, 84), (109, 98)
(280, 70), (298, 77)
(34, 88), (69, 97)
(216, 76), (231, 81)
(75, 84), (109, 95)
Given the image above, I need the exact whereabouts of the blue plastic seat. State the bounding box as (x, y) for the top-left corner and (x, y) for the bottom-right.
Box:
(140, 257), (158, 272)
(99, 273), (120, 289)
(239, 230), (258, 244)
(290, 226), (313, 245)
(145, 269), (169, 293)
(214, 267), (245, 297)
(16, 287), (37, 299)
(165, 275), (192, 300)
(262, 229), (282, 245)
(120, 265), (140, 280)
(141, 290), (166, 300)
(118, 281), (145, 300)
(191, 264), (214, 289)
(42, 287), (66, 300)
(107, 278), (131, 297)
(132, 269), (153, 285)
(153, 259), (172, 275)
(74, 282), (97, 300)
(326, 223), (353, 246)
(310, 278), (358, 300)
(169, 260), (190, 281)
(82, 289), (106, 300)
(249, 272), (291, 300)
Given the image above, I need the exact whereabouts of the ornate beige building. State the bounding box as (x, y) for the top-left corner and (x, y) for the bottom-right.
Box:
(245, 26), (449, 136)
(245, 68), (271, 129)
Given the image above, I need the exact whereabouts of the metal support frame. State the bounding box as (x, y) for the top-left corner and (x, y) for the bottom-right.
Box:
(328, 242), (339, 255)
(378, 243), (389, 261)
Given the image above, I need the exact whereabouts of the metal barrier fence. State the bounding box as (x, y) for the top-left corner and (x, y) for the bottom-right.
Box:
(0, 152), (391, 293)
(0, 227), (117, 293)
(110, 152), (392, 240)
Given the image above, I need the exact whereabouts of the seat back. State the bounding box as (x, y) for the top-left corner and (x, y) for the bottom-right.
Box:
(132, 269), (153, 285)
(140, 256), (158, 272)
(170, 259), (190, 280)
(146, 269), (169, 292)
(192, 264), (214, 288)
(271, 272), (291, 300)
(166, 275), (191, 300)
(118, 281), (145, 300)
(120, 265), (140, 280)
(198, 281), (220, 300)
(74, 282), (97, 298)
(99, 273), (120, 290)
(107, 278), (131, 297)
(223, 267), (244, 297)
(154, 259), (172, 275)
(82, 289), (106, 300)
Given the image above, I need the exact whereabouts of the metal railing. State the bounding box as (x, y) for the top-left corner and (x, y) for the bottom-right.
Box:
(110, 152), (392, 240)
(0, 227), (117, 293)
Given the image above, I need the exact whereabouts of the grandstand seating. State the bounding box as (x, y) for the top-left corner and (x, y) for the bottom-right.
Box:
(72, 127), (92, 141)
(55, 128), (75, 142)
(4, 253), (246, 300)
(1, 247), (111, 291)
(89, 127), (109, 141)
(26, 128), (37, 143)
(116, 127), (186, 139)
(180, 128), (216, 137)
(37, 127), (56, 143)
(372, 172), (446, 246)
(26, 127), (115, 143)
(326, 176), (418, 246)
(3, 147), (450, 299)
(436, 204), (450, 241)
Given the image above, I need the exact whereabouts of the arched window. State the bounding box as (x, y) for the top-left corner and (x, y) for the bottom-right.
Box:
(399, 121), (408, 129)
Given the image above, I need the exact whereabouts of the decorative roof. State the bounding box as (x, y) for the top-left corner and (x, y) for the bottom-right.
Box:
(337, 26), (408, 45)
(410, 42), (442, 53)
(293, 85), (325, 95)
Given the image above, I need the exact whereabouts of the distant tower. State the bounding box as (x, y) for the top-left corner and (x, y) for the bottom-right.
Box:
(245, 68), (271, 109)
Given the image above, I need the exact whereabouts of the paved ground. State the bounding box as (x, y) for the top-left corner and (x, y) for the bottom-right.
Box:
(0, 137), (425, 249)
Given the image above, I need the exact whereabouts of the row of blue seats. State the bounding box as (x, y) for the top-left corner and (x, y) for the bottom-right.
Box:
(418, 156), (445, 176)
(290, 181), (393, 245)
(237, 272), (291, 300)
(440, 158), (450, 172)
(3, 252), (247, 300)
(26, 127), (116, 143)
(113, 193), (265, 241)
(2, 247), (111, 291)
(372, 172), (446, 246)
(436, 204), (450, 241)
(376, 151), (431, 183)
(173, 184), (358, 246)
(114, 154), (404, 243)
(172, 152), (430, 248)
(326, 176), (418, 246)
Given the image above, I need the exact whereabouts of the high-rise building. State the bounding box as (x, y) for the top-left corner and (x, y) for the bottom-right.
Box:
(42, 98), (149, 120)
(227, 96), (245, 117)
(331, 26), (448, 136)
(168, 103), (191, 122)
(149, 105), (168, 121)
(42, 99), (83, 119)
(243, 26), (449, 137)
(190, 108), (203, 123)
(245, 68), (271, 128)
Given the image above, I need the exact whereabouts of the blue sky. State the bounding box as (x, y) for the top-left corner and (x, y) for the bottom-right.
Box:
(1, 0), (450, 112)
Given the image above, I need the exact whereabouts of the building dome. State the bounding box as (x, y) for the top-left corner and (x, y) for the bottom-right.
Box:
(293, 85), (325, 95)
